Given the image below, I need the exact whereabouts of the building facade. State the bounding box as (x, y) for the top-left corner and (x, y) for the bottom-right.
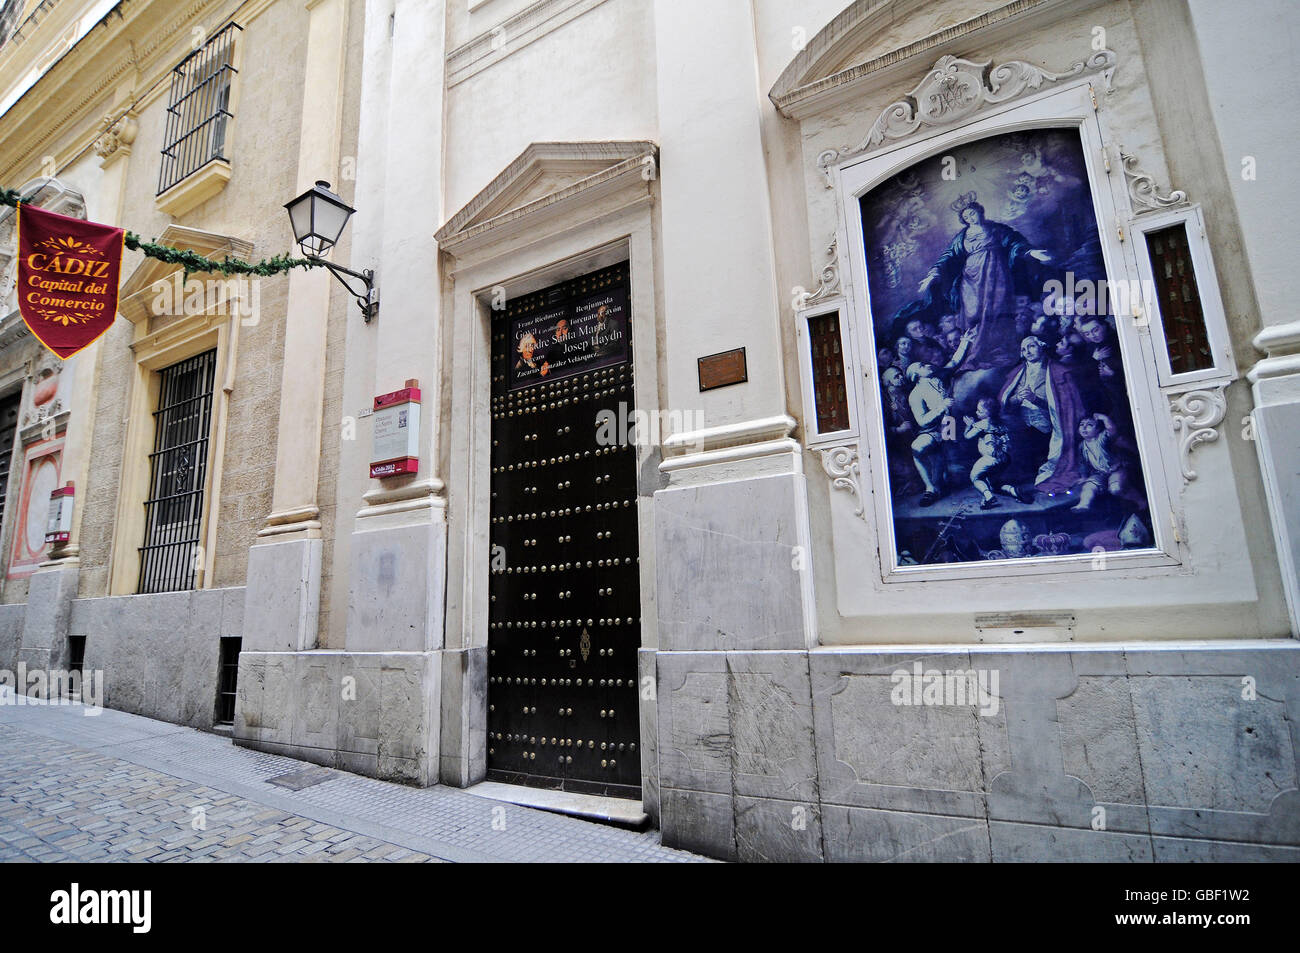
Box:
(0, 0), (364, 726)
(2, 0), (1298, 863)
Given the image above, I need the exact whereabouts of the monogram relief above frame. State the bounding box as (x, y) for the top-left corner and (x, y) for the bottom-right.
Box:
(818, 49), (1118, 187)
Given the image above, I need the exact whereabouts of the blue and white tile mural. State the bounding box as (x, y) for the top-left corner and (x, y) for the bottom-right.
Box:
(859, 128), (1154, 566)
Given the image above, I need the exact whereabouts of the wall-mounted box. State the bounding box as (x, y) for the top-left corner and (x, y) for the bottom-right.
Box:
(370, 383), (420, 478)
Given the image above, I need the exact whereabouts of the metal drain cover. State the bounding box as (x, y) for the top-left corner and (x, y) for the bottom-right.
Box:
(266, 766), (336, 791)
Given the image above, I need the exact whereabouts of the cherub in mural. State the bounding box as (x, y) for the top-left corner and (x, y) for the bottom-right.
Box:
(875, 175), (936, 289)
(963, 396), (1011, 510)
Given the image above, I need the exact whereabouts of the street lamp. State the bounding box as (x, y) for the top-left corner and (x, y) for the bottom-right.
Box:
(284, 180), (378, 322)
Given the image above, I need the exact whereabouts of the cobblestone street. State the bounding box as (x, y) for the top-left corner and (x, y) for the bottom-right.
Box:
(0, 691), (704, 863)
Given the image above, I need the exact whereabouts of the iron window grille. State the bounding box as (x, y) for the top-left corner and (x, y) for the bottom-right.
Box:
(157, 22), (241, 195)
(138, 349), (217, 594)
(215, 636), (241, 724)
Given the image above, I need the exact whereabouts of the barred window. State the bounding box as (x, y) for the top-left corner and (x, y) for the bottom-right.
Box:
(216, 636), (241, 724)
(138, 350), (216, 594)
(158, 22), (240, 195)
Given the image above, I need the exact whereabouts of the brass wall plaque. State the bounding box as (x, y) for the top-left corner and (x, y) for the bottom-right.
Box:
(697, 347), (747, 391)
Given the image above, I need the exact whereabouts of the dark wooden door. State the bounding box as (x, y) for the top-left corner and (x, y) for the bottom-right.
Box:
(486, 261), (642, 799)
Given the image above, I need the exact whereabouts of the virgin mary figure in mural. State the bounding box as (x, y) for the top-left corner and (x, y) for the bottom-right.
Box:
(895, 192), (1054, 406)
(998, 335), (1086, 496)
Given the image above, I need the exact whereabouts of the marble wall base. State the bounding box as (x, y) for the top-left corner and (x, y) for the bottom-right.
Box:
(654, 471), (815, 652)
(656, 642), (1300, 862)
(0, 603), (25, 673)
(1252, 400), (1300, 635)
(439, 646), (486, 787)
(68, 587), (244, 727)
(347, 517), (447, 653)
(241, 538), (322, 652)
(233, 648), (442, 786)
(17, 565), (79, 673)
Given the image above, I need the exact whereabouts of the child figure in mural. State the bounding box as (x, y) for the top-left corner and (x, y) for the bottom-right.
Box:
(906, 361), (954, 506)
(963, 396), (1011, 509)
(1073, 413), (1145, 511)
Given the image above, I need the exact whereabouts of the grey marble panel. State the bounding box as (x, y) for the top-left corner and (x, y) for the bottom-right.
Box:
(0, 603), (25, 672)
(989, 820), (1153, 862)
(337, 653), (381, 752)
(241, 538), (321, 652)
(1131, 675), (1296, 813)
(378, 653), (440, 786)
(660, 788), (735, 860)
(290, 653), (342, 752)
(440, 646), (488, 787)
(1147, 790), (1300, 845)
(822, 805), (991, 863)
(657, 651), (730, 795)
(654, 473), (812, 652)
(19, 566), (79, 662)
(1058, 675), (1144, 804)
(810, 650), (1002, 817)
(985, 650), (1096, 828)
(347, 521), (446, 653)
(219, 585), (246, 638)
(734, 795), (823, 863)
(638, 648), (660, 823)
(233, 652), (267, 742)
(1151, 835), (1300, 862)
(729, 652), (818, 802)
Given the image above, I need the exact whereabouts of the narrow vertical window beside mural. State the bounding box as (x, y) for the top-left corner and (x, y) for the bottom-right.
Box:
(859, 128), (1153, 566)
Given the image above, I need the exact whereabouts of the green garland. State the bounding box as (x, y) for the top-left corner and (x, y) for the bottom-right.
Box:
(2, 186), (323, 279)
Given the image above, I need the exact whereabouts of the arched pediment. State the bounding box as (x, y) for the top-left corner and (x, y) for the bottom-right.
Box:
(770, 0), (1084, 118)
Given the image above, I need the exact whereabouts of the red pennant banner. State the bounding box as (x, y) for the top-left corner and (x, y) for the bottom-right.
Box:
(17, 203), (124, 359)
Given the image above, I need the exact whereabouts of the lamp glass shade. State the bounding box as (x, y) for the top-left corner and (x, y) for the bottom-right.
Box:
(285, 181), (355, 257)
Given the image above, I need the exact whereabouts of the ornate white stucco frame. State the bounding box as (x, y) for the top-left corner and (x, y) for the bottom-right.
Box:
(834, 77), (1184, 586)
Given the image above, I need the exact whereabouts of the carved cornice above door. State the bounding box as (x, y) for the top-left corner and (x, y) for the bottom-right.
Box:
(116, 224), (255, 328)
(435, 141), (658, 258)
